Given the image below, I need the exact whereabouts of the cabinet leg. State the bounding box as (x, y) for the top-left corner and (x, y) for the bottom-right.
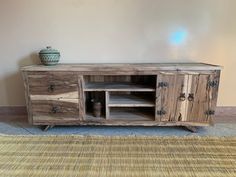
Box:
(42, 125), (54, 131)
(184, 126), (198, 133)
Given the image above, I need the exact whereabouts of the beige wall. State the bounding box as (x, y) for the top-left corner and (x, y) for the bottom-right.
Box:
(0, 0), (235, 106)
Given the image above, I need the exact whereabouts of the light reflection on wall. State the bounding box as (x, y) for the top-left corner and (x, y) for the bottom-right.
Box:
(169, 29), (188, 45)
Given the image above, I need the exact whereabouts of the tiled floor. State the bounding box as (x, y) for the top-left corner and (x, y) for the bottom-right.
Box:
(0, 115), (235, 136)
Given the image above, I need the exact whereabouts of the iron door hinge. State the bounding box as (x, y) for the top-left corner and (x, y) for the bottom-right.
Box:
(205, 110), (215, 115)
(157, 109), (166, 115)
(208, 80), (218, 88)
(158, 82), (168, 88)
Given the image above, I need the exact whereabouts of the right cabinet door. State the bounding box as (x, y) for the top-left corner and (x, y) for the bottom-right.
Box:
(176, 71), (220, 124)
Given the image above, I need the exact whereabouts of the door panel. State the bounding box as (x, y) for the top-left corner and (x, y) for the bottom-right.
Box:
(176, 72), (219, 124)
(156, 72), (178, 122)
(207, 70), (221, 124)
(175, 74), (189, 122)
(185, 74), (209, 122)
(157, 71), (220, 124)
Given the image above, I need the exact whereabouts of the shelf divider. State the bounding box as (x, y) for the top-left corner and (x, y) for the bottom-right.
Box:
(105, 91), (110, 119)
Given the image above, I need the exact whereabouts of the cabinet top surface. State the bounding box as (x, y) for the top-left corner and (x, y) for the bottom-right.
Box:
(21, 63), (222, 72)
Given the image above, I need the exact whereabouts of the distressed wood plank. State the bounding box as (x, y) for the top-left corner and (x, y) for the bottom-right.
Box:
(22, 71), (33, 124)
(155, 75), (161, 121)
(78, 75), (85, 120)
(105, 91), (110, 119)
(30, 91), (78, 101)
(33, 119), (210, 126)
(186, 74), (209, 123)
(84, 82), (155, 92)
(21, 63), (222, 73)
(31, 100), (79, 120)
(157, 72), (177, 122)
(208, 70), (221, 124)
(175, 74), (188, 122)
(28, 72), (78, 96)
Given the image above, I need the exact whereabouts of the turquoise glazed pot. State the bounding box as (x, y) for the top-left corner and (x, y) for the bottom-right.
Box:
(39, 46), (60, 66)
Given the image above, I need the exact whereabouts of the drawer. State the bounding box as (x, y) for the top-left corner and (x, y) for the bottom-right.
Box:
(31, 100), (79, 120)
(28, 72), (78, 96)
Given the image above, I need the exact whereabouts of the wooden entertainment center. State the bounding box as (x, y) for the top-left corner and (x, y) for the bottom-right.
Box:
(21, 63), (221, 132)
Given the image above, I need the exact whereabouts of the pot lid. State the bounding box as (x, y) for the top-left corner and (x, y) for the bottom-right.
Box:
(39, 46), (60, 54)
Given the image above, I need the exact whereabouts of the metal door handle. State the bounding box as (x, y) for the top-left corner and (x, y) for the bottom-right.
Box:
(188, 93), (194, 101)
(179, 93), (186, 101)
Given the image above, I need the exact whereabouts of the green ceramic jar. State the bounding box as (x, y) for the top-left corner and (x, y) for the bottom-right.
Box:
(39, 46), (60, 66)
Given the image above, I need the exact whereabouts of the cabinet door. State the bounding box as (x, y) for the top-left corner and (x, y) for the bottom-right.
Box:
(156, 72), (178, 121)
(176, 71), (220, 124)
(156, 71), (220, 124)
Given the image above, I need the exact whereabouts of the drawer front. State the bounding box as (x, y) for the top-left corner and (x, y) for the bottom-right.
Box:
(27, 72), (86, 123)
(32, 100), (80, 122)
(28, 72), (78, 97)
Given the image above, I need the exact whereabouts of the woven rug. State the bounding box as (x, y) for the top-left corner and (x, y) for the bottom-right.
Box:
(0, 135), (236, 177)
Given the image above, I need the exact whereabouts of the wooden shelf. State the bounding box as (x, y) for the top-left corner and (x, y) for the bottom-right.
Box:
(85, 112), (105, 120)
(109, 108), (154, 121)
(108, 94), (155, 107)
(84, 82), (155, 92)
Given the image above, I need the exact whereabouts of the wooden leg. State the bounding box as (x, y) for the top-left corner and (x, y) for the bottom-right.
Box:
(42, 125), (54, 131)
(184, 126), (198, 133)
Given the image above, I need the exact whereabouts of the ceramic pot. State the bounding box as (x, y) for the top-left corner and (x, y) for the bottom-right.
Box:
(93, 102), (102, 117)
(39, 46), (60, 66)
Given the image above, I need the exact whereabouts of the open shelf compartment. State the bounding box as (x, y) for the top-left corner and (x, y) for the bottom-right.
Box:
(84, 75), (157, 121)
(84, 91), (106, 119)
(84, 75), (156, 92)
(109, 107), (155, 121)
(108, 92), (155, 107)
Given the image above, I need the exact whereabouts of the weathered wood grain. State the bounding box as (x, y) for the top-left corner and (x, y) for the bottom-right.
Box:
(156, 71), (177, 122)
(21, 63), (222, 73)
(84, 82), (155, 92)
(155, 75), (161, 121)
(28, 72), (78, 96)
(21, 63), (221, 127)
(31, 100), (79, 120)
(78, 75), (85, 120)
(186, 74), (209, 123)
(105, 91), (110, 119)
(33, 119), (210, 126)
(22, 71), (33, 124)
(208, 70), (221, 124)
(30, 91), (78, 101)
(175, 74), (188, 122)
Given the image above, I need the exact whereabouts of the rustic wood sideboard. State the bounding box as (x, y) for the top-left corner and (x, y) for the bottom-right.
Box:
(21, 63), (221, 132)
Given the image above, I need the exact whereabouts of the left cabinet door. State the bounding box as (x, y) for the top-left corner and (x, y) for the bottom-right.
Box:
(27, 72), (84, 124)
(156, 71), (179, 121)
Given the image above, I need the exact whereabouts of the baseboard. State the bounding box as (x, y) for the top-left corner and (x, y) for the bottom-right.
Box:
(0, 106), (235, 117)
(215, 106), (236, 117)
(0, 106), (27, 115)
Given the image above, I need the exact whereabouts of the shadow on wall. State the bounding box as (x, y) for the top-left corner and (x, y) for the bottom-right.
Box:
(3, 52), (40, 106)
